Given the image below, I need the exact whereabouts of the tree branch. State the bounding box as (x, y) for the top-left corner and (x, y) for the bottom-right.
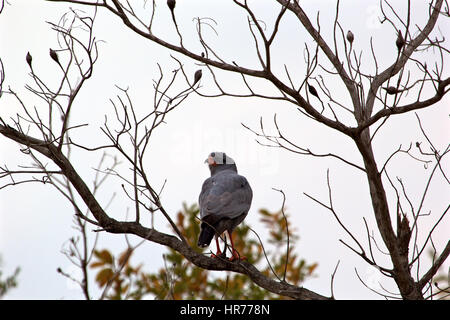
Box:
(365, 0), (444, 119)
(0, 123), (330, 300)
(418, 240), (450, 289)
(358, 76), (450, 132)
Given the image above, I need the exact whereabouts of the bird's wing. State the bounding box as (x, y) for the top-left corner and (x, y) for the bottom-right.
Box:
(199, 171), (252, 223)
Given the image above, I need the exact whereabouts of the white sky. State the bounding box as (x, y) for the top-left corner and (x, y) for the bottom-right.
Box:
(0, 0), (449, 299)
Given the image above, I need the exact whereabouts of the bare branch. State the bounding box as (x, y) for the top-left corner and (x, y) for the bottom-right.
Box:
(272, 188), (290, 282)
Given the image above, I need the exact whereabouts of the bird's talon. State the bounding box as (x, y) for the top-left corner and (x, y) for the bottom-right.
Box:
(229, 254), (246, 262)
(211, 252), (226, 259)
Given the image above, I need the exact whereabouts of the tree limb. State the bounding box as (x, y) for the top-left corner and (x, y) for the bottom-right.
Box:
(0, 123), (330, 300)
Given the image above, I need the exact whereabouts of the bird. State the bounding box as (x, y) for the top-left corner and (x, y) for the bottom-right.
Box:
(198, 152), (253, 261)
(49, 48), (59, 64)
(167, 0), (176, 11)
(346, 30), (354, 44)
(396, 30), (405, 53)
(193, 69), (202, 86)
(26, 52), (32, 67)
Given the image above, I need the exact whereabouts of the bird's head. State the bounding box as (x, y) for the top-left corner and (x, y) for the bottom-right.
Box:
(205, 152), (237, 175)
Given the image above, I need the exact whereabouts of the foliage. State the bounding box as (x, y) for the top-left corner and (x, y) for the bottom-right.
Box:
(427, 250), (450, 300)
(0, 256), (20, 299)
(90, 203), (317, 300)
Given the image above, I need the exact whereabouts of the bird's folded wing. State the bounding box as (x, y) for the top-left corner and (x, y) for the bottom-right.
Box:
(199, 174), (252, 220)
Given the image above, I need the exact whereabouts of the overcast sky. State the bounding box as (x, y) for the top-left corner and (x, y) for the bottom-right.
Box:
(0, 0), (449, 299)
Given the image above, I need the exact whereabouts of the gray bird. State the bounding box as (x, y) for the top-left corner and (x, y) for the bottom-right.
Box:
(198, 152), (253, 261)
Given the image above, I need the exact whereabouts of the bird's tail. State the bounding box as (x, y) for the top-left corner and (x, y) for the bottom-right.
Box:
(197, 223), (215, 248)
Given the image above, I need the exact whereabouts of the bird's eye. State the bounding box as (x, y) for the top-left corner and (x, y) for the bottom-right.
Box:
(211, 152), (215, 157)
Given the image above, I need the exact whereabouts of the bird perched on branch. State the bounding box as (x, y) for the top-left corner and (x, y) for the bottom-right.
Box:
(193, 69), (202, 86)
(198, 152), (253, 261)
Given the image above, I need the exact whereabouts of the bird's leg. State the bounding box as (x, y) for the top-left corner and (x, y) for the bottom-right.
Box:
(227, 230), (246, 262)
(222, 233), (228, 257)
(211, 235), (223, 258)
